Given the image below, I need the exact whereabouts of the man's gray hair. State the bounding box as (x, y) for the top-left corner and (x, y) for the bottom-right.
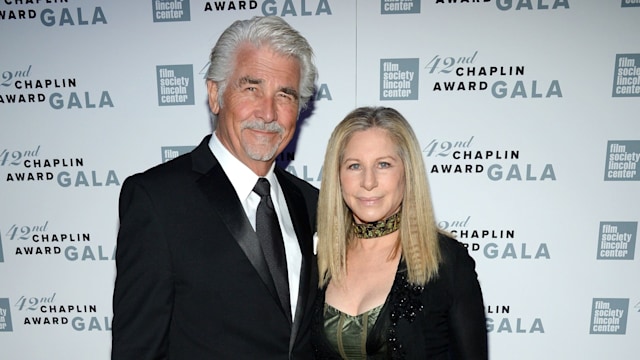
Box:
(206, 16), (317, 112)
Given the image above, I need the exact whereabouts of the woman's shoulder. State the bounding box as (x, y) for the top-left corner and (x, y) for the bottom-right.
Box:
(437, 231), (471, 260)
(432, 232), (480, 287)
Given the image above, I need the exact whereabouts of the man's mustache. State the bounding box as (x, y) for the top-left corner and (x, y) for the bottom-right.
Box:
(242, 120), (284, 135)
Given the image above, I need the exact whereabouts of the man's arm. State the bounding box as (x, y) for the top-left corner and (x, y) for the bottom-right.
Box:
(112, 176), (174, 360)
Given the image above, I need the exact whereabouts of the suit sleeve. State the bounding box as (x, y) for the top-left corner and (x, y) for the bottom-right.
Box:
(112, 176), (173, 360)
(448, 241), (489, 360)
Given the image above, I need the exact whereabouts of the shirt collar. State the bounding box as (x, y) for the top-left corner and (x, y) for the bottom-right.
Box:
(209, 132), (277, 200)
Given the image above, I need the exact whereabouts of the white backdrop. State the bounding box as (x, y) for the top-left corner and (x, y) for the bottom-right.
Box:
(1, 1), (639, 359)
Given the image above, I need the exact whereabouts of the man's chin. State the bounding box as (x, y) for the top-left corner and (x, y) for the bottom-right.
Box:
(244, 146), (280, 162)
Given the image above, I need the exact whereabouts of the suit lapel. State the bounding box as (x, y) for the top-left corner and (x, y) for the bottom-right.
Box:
(276, 169), (315, 353)
(191, 137), (279, 305)
(191, 138), (315, 354)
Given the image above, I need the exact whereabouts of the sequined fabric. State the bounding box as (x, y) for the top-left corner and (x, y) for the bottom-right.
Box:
(387, 271), (424, 359)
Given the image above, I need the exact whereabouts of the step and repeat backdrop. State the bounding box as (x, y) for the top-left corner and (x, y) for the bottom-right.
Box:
(1, 0), (639, 359)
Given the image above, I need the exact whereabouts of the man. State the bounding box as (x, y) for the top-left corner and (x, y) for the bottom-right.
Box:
(112, 16), (319, 359)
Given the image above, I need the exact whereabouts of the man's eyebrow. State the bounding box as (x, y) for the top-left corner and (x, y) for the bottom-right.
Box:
(237, 76), (299, 99)
(238, 76), (262, 85)
(280, 87), (299, 99)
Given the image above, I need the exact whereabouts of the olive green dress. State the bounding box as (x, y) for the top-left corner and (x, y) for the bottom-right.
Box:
(323, 302), (387, 359)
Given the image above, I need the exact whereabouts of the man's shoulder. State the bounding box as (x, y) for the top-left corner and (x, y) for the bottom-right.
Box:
(121, 148), (202, 194)
(275, 166), (319, 197)
(124, 136), (212, 187)
(131, 152), (191, 179)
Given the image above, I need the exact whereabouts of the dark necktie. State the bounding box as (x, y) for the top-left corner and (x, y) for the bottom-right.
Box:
(253, 178), (291, 319)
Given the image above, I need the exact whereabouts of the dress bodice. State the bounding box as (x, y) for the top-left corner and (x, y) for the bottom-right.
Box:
(323, 303), (387, 359)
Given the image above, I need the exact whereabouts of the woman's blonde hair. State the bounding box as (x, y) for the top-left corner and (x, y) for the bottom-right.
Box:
(317, 107), (442, 287)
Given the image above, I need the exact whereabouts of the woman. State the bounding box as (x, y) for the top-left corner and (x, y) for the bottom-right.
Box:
(313, 107), (488, 359)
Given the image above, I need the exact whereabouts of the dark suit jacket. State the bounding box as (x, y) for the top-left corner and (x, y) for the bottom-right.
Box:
(112, 135), (319, 360)
(312, 234), (488, 360)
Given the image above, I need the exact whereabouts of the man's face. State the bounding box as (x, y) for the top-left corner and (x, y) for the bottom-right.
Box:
(208, 43), (301, 175)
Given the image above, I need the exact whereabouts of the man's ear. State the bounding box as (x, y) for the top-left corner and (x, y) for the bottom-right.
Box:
(207, 80), (220, 114)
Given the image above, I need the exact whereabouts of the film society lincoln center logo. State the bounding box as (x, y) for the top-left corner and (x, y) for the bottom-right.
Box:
(590, 298), (629, 335)
(157, 65), (195, 106)
(597, 222), (637, 260)
(604, 140), (640, 181)
(161, 146), (195, 163)
(381, 0), (421, 14)
(380, 59), (420, 100)
(153, 0), (191, 22)
(0, 298), (13, 332)
(612, 53), (640, 97)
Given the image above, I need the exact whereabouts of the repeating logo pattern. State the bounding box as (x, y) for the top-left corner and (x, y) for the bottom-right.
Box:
(11, 293), (111, 331)
(2, 221), (113, 262)
(440, 216), (550, 261)
(485, 304), (545, 334)
(1, 1), (638, 358)
(380, 58), (420, 100)
(157, 65), (195, 106)
(621, 0), (640, 8)
(590, 298), (629, 335)
(604, 140), (640, 181)
(161, 146), (195, 163)
(0, 65), (114, 110)
(0, 4), (108, 27)
(423, 136), (556, 182)
(153, 0), (191, 22)
(612, 54), (640, 97)
(0, 299), (13, 332)
(597, 222), (637, 260)
(1, 147), (120, 188)
(381, 0), (421, 14)
(425, 51), (563, 99)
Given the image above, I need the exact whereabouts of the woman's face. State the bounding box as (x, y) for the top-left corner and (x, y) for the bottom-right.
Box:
(340, 127), (405, 224)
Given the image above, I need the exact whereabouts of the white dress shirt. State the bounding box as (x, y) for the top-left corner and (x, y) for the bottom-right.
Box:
(209, 133), (302, 319)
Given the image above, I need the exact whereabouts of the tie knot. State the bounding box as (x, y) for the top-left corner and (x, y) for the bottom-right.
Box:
(253, 178), (271, 197)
